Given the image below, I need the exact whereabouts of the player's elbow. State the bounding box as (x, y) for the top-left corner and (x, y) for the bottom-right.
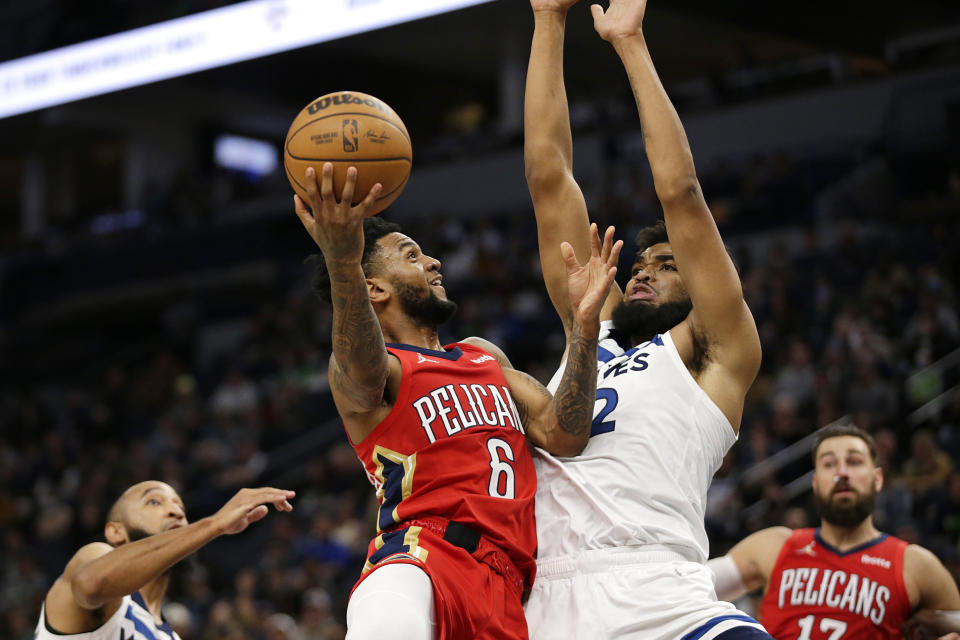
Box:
(524, 145), (570, 187)
(551, 440), (588, 457)
(544, 430), (589, 457)
(655, 176), (702, 208)
(71, 570), (107, 610)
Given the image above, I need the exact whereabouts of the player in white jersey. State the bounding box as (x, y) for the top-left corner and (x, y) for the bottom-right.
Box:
(36, 480), (294, 640)
(523, 0), (770, 638)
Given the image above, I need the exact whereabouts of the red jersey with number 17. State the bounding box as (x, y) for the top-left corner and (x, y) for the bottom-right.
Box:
(349, 342), (538, 588)
(759, 528), (911, 639)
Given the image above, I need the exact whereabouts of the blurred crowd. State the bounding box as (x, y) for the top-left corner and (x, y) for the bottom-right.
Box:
(2, 139), (959, 640)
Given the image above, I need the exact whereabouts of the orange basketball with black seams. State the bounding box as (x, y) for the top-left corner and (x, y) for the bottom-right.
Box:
(284, 91), (412, 215)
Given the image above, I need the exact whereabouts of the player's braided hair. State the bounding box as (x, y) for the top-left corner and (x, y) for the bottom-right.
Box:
(307, 216), (402, 303)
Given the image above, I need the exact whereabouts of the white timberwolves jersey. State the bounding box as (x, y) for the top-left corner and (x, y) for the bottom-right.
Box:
(539, 321), (735, 563)
(35, 594), (181, 640)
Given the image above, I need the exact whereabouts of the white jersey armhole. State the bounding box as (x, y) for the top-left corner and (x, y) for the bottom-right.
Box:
(662, 329), (737, 448)
(36, 596), (132, 640)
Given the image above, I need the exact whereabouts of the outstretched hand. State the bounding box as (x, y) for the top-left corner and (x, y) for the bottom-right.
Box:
(213, 487), (295, 536)
(293, 163), (382, 263)
(591, 0), (647, 42)
(562, 223), (622, 332)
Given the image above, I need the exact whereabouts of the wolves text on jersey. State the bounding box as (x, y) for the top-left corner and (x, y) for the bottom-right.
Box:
(775, 567), (891, 625)
(412, 383), (524, 443)
(601, 350), (650, 380)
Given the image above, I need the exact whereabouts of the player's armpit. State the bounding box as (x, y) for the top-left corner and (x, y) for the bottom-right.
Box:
(690, 304), (761, 383)
(328, 351), (396, 415)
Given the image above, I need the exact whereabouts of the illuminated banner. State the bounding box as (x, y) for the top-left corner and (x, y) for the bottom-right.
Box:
(0, 0), (493, 119)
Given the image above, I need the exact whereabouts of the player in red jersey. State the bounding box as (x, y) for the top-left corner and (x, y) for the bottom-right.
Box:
(293, 162), (621, 640)
(708, 423), (960, 639)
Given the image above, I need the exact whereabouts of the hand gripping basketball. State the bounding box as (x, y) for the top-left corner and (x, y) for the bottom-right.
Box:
(284, 91), (412, 215)
(294, 163), (382, 263)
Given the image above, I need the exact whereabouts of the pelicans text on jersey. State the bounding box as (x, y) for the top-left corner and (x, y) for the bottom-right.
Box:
(759, 528), (911, 639)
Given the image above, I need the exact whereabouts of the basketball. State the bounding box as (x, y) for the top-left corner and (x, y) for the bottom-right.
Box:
(284, 91), (412, 215)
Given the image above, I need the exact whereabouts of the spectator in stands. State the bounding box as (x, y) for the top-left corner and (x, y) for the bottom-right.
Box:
(845, 354), (898, 427)
(903, 430), (954, 499)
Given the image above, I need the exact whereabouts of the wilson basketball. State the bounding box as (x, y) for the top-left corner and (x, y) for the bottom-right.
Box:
(284, 91), (412, 215)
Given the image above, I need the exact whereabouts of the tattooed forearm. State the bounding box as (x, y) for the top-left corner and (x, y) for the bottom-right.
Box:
(553, 323), (598, 438)
(511, 371), (551, 433)
(327, 263), (388, 405)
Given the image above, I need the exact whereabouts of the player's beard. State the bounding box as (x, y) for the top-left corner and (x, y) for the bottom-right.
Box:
(611, 297), (692, 343)
(125, 526), (153, 542)
(814, 484), (877, 528)
(392, 280), (458, 327)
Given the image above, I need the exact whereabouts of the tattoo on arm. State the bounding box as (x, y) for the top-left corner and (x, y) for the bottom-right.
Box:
(511, 371), (550, 432)
(553, 327), (598, 437)
(328, 266), (387, 406)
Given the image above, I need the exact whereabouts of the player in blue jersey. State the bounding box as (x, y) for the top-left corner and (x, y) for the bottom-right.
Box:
(35, 481), (294, 640)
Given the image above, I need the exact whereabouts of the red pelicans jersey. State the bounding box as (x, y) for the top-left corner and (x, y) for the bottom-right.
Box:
(350, 342), (538, 589)
(759, 528), (911, 639)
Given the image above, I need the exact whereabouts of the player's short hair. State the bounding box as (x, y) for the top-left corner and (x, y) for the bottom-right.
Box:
(308, 217), (402, 303)
(812, 423), (879, 465)
(632, 220), (740, 275)
(634, 221), (670, 261)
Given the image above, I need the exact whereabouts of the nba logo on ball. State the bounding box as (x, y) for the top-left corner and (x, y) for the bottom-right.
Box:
(284, 90), (412, 215)
(342, 119), (359, 152)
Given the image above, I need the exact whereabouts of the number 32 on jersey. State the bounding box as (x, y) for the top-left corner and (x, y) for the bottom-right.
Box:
(592, 388), (618, 437)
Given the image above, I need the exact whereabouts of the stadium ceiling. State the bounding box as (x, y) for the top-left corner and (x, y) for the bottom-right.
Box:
(0, 0), (957, 141)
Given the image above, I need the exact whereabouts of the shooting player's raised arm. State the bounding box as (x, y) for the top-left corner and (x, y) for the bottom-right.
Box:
(294, 164), (394, 431)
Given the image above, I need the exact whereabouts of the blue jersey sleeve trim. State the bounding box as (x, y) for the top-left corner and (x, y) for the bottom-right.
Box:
(597, 345), (617, 363)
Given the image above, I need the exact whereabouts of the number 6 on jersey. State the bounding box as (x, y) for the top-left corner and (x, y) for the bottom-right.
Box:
(487, 437), (516, 498)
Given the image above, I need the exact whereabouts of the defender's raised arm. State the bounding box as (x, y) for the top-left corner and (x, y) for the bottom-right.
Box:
(592, 0), (761, 427)
(525, 0), (621, 339)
